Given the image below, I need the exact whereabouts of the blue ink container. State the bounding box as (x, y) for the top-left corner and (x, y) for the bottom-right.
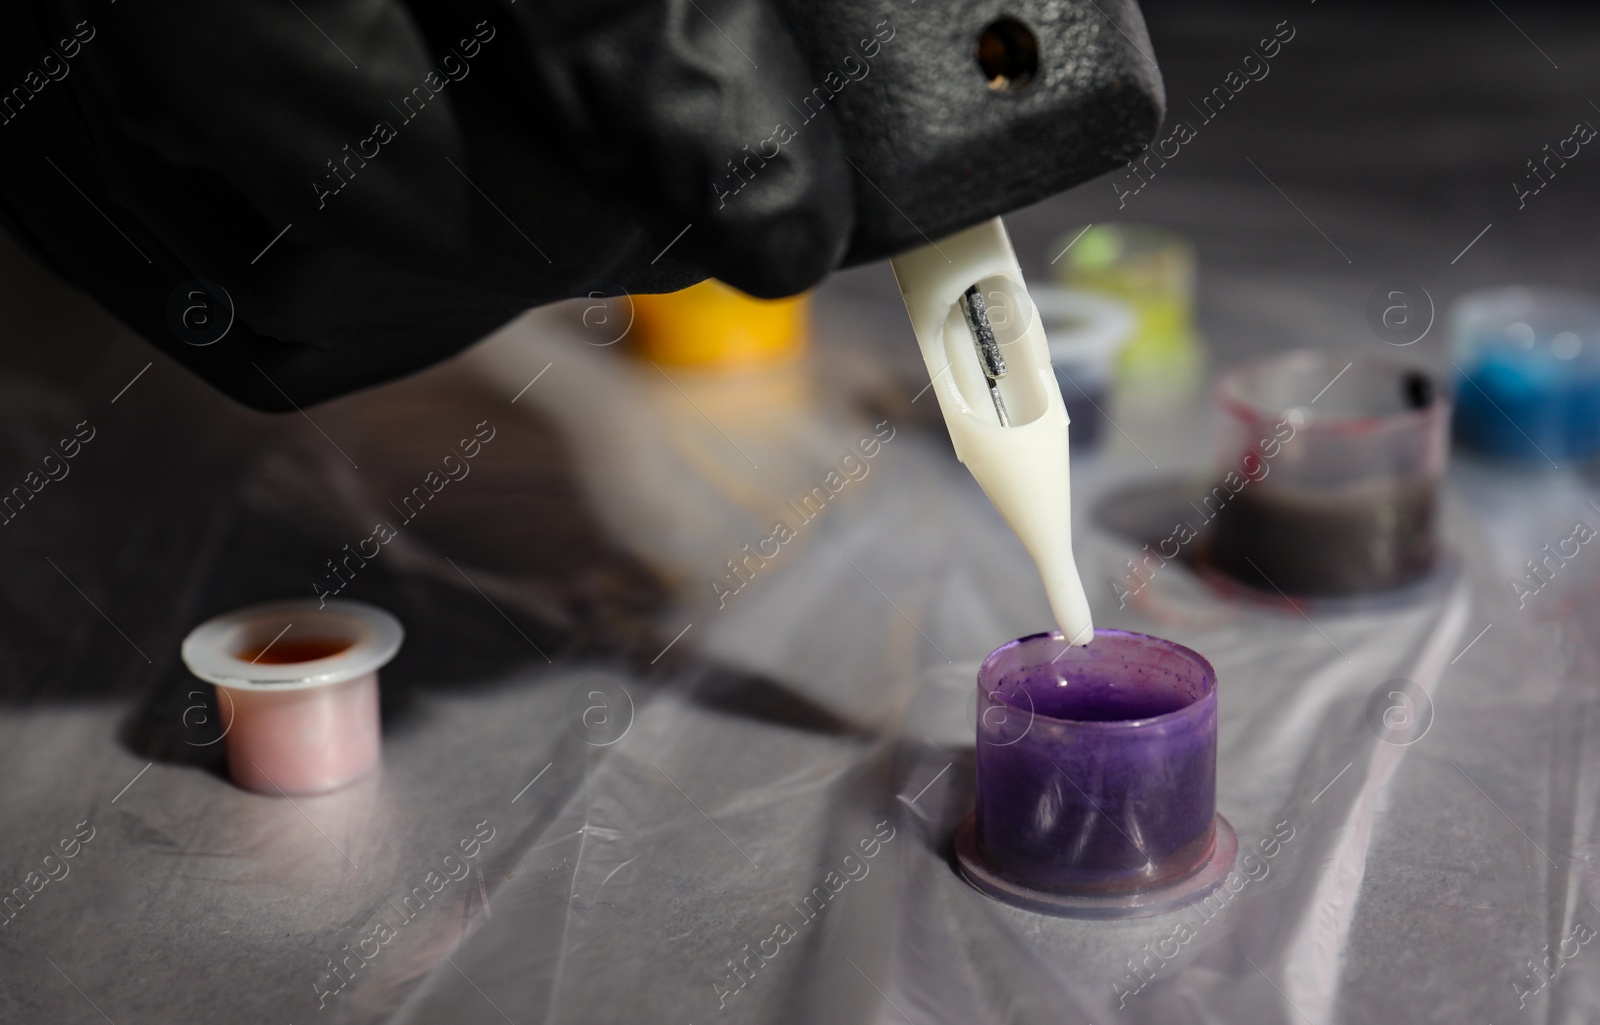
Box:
(1451, 287), (1600, 464)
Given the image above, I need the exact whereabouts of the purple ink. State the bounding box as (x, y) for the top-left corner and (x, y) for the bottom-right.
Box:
(958, 629), (1236, 916)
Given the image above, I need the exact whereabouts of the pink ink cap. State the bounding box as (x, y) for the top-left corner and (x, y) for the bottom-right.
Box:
(180, 599), (403, 796)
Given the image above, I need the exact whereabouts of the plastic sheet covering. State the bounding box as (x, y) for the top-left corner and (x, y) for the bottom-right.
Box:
(5, 233), (1598, 1022)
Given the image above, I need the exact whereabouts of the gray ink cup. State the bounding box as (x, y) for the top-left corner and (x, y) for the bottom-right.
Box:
(1208, 350), (1449, 598)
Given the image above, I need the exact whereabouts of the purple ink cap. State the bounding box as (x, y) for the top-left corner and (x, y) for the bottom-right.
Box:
(955, 629), (1238, 918)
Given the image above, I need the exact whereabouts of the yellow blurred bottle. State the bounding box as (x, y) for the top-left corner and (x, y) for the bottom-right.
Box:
(629, 278), (809, 370)
(1054, 224), (1203, 386)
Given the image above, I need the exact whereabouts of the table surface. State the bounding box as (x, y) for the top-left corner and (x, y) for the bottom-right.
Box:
(2, 4), (1600, 1024)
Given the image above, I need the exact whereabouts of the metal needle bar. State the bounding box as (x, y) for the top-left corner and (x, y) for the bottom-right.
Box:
(959, 285), (1010, 426)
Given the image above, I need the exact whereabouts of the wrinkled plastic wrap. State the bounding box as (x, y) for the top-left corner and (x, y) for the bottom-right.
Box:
(2, 238), (1597, 1023)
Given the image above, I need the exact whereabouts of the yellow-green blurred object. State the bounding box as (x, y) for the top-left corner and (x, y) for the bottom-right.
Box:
(1054, 224), (1203, 383)
(629, 278), (810, 369)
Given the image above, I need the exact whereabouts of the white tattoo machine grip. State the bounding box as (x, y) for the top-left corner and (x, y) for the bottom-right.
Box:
(891, 217), (1094, 645)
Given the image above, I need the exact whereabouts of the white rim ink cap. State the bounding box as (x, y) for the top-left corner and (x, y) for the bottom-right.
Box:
(181, 599), (403, 796)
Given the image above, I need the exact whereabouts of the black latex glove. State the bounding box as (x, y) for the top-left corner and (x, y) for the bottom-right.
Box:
(0, 1), (1159, 409)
